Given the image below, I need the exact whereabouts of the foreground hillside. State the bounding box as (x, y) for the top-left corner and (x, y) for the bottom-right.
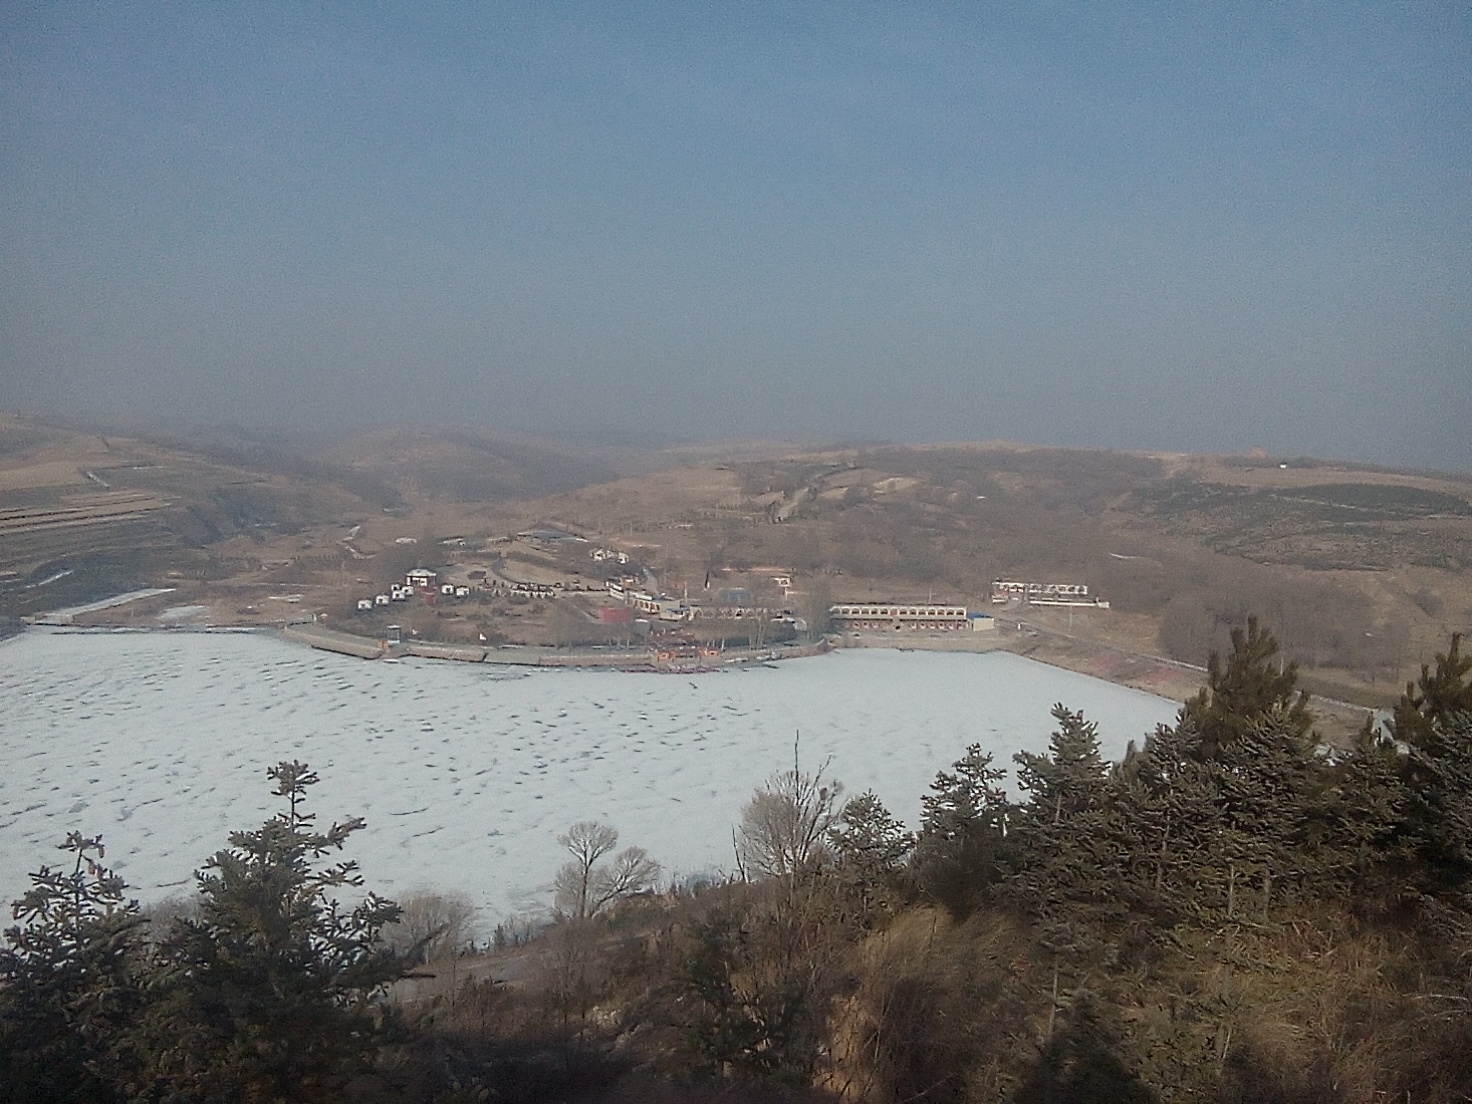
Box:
(5, 627), (1471, 1102)
(1, 412), (1468, 709)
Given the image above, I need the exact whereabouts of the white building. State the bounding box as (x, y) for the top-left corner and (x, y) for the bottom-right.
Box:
(829, 603), (970, 631)
(990, 580), (1108, 608)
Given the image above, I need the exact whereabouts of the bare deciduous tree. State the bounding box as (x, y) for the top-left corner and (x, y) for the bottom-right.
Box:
(383, 890), (477, 964)
(735, 758), (844, 880)
(590, 846), (662, 914)
(554, 821), (661, 919)
(555, 821), (619, 920)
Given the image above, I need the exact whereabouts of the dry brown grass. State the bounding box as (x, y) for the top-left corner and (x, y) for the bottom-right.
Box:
(0, 460), (88, 491)
(2, 414), (1465, 710)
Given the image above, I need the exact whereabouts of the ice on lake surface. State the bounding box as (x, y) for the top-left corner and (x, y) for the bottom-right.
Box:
(0, 630), (1180, 922)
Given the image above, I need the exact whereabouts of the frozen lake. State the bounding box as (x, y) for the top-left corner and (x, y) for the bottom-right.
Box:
(0, 630), (1180, 922)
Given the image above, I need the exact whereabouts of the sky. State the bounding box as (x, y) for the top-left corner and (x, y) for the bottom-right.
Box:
(2, 2), (1468, 470)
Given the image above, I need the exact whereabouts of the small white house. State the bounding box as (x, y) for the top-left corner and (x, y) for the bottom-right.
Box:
(373, 594), (390, 607)
(357, 598), (374, 611)
(454, 586), (471, 598)
(440, 583), (456, 596)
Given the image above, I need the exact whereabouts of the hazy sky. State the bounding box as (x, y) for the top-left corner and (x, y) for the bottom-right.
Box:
(3, 2), (1468, 469)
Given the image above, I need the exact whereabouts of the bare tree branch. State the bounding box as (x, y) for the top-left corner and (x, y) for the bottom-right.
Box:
(735, 760), (843, 879)
(556, 821), (620, 919)
(589, 846), (662, 915)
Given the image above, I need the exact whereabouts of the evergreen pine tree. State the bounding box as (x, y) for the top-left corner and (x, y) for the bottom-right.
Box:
(1400, 711), (1472, 899)
(1180, 616), (1311, 760)
(1122, 701), (1337, 925)
(1113, 720), (1218, 923)
(1015, 704), (1110, 825)
(137, 761), (407, 1102)
(1206, 709), (1331, 916)
(1390, 631), (1472, 752)
(911, 744), (1013, 918)
(679, 910), (820, 1087)
(1374, 634), (1472, 900)
(0, 833), (145, 1104)
(1011, 707), (1150, 984)
(1126, 717), (1237, 923)
(1325, 716), (1410, 897)
(828, 791), (914, 921)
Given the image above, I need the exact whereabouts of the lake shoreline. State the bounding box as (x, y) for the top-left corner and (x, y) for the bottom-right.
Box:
(10, 606), (1371, 745)
(0, 635), (1181, 919)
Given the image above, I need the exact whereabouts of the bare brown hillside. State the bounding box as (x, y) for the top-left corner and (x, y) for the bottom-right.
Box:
(2, 413), (1467, 709)
(500, 441), (1472, 705)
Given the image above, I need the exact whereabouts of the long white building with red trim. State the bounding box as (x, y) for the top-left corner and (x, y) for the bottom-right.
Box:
(828, 602), (973, 631)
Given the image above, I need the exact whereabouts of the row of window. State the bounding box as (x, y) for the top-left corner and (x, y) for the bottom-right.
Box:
(830, 606), (967, 618)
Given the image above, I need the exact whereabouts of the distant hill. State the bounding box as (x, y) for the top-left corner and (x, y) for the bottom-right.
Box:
(1, 411), (1467, 706)
(518, 439), (1471, 704)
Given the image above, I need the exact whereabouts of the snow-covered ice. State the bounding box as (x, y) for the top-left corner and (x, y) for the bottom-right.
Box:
(0, 630), (1180, 922)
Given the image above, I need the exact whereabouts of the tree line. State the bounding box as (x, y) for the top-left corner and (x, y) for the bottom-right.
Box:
(4, 623), (1472, 1101)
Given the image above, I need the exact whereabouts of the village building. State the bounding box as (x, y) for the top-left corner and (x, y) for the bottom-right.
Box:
(990, 580), (1109, 608)
(828, 603), (971, 632)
